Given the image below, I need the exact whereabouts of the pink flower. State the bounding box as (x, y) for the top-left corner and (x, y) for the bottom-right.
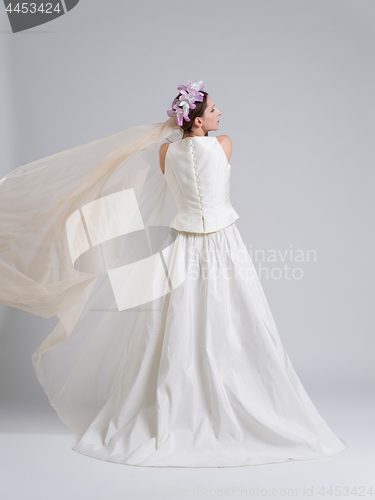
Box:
(166, 80), (205, 126)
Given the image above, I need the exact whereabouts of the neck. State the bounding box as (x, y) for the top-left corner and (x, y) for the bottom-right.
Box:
(182, 132), (206, 138)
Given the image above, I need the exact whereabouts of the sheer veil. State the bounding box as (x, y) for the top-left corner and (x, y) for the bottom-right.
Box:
(0, 116), (186, 434)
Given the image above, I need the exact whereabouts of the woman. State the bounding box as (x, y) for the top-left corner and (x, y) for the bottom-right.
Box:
(0, 80), (348, 467)
(159, 92), (230, 173)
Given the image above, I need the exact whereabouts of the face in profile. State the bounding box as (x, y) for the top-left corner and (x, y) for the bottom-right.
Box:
(200, 95), (222, 132)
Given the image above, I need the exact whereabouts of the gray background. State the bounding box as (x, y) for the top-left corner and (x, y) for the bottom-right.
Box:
(0, 1), (374, 498)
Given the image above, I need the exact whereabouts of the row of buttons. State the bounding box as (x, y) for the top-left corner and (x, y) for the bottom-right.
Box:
(190, 138), (205, 232)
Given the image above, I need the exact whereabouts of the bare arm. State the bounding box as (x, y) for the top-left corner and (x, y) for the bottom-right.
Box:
(217, 135), (232, 162)
(159, 143), (170, 175)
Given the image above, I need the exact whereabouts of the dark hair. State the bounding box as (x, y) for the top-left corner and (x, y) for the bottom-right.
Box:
(172, 91), (209, 136)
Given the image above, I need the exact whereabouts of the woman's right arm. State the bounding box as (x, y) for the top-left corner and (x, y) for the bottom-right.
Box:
(217, 135), (232, 162)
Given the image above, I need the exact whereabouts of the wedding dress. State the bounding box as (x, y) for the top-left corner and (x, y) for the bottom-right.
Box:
(0, 118), (348, 467)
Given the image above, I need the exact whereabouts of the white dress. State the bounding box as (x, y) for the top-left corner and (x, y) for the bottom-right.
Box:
(70, 136), (349, 467)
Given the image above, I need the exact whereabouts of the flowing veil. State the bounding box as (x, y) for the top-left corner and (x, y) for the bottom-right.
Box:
(0, 116), (187, 434)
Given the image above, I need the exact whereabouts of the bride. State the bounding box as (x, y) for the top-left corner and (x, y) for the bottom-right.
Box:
(0, 79), (348, 467)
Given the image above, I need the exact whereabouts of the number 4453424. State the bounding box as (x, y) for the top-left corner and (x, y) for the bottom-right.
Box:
(5, 3), (62, 14)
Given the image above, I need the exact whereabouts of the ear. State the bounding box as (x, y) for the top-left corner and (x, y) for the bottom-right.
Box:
(194, 116), (203, 128)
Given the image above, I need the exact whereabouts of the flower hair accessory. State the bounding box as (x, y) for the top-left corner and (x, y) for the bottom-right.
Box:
(167, 80), (205, 127)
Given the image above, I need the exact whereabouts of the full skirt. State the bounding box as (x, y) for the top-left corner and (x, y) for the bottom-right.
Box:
(71, 222), (348, 467)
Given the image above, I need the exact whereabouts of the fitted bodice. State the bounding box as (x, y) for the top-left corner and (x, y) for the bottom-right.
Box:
(164, 136), (240, 234)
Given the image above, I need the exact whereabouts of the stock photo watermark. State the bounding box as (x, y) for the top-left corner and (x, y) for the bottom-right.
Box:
(3, 0), (80, 32)
(65, 188), (319, 311)
(186, 243), (317, 282)
(164, 484), (374, 498)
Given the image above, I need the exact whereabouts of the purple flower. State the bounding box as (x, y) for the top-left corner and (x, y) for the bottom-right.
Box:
(166, 80), (205, 126)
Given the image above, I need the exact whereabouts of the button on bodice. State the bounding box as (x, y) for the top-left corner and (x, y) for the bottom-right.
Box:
(164, 136), (240, 234)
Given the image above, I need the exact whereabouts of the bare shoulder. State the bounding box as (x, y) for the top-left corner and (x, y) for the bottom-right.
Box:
(216, 135), (232, 162)
(159, 142), (170, 175)
(217, 134), (232, 145)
